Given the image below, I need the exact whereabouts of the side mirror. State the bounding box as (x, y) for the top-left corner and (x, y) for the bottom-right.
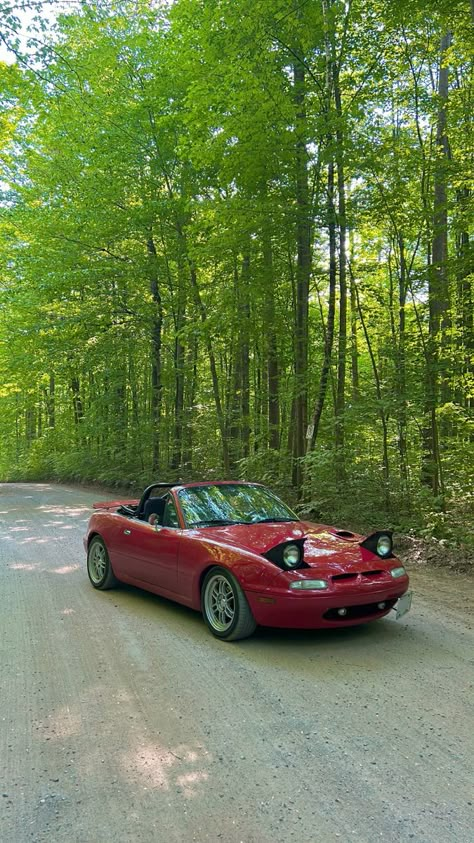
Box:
(154, 522), (163, 532)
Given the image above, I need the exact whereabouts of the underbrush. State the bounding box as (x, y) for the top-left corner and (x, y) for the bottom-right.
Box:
(2, 437), (473, 564)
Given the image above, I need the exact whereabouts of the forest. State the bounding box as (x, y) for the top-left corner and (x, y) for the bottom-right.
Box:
(0, 0), (472, 546)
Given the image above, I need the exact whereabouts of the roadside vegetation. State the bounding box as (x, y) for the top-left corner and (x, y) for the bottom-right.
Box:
(0, 0), (472, 551)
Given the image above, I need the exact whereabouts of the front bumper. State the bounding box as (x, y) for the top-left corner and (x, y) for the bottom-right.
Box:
(245, 581), (410, 629)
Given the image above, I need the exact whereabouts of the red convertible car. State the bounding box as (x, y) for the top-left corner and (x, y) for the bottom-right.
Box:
(84, 480), (412, 641)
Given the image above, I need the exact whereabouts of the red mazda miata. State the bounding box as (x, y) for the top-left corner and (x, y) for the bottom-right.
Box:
(84, 480), (412, 641)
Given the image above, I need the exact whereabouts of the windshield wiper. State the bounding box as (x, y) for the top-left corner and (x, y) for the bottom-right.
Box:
(252, 517), (298, 523)
(191, 519), (247, 527)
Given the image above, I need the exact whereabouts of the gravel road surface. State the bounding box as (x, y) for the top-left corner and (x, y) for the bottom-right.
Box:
(1, 483), (473, 843)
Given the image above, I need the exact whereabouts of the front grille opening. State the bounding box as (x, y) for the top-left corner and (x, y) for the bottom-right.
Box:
(335, 530), (355, 538)
(323, 600), (397, 621)
(361, 570), (383, 577)
(332, 573), (358, 582)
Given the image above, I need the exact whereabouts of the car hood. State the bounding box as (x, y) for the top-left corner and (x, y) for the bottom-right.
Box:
(198, 521), (387, 572)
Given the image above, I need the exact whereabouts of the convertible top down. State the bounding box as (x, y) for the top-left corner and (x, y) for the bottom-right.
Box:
(84, 480), (412, 640)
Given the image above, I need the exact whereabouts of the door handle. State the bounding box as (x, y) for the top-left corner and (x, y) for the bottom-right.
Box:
(123, 529), (131, 535)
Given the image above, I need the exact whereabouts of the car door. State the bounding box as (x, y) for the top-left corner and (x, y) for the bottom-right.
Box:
(118, 496), (181, 593)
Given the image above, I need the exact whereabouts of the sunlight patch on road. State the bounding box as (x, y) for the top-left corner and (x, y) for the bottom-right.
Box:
(122, 742), (211, 796)
(46, 705), (82, 739)
(19, 536), (60, 544)
(37, 504), (91, 517)
(175, 769), (209, 797)
(9, 562), (38, 571)
(52, 564), (81, 575)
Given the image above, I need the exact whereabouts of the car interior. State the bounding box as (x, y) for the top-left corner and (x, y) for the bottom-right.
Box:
(143, 496), (166, 522)
(117, 483), (178, 523)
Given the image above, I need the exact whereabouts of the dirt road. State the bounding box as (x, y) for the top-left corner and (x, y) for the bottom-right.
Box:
(1, 483), (472, 843)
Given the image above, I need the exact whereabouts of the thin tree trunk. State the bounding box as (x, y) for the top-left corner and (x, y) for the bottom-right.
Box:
(171, 259), (186, 472)
(455, 190), (473, 418)
(241, 252), (251, 457)
(46, 374), (55, 429)
(349, 233), (359, 401)
(188, 265), (230, 475)
(70, 377), (84, 426)
(228, 258), (243, 471)
(397, 236), (409, 487)
(333, 61), (347, 483)
(262, 227), (280, 451)
(147, 234), (163, 473)
(254, 345), (262, 452)
(421, 33), (451, 494)
(308, 162), (337, 450)
(352, 273), (390, 511)
(292, 55), (311, 489)
(182, 335), (198, 473)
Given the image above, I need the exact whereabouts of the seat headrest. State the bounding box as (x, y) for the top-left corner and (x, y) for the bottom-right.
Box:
(143, 497), (166, 521)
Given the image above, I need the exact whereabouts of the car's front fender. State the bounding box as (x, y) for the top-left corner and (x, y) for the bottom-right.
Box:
(176, 533), (285, 609)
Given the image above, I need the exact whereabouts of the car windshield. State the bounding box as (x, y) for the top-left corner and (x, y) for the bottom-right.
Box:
(178, 484), (298, 528)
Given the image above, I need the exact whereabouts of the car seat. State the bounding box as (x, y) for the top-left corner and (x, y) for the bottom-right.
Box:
(143, 497), (166, 524)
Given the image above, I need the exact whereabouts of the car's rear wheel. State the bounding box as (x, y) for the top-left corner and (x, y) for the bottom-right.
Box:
(87, 536), (118, 590)
(202, 568), (256, 641)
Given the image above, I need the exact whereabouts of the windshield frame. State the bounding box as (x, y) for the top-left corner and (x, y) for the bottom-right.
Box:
(177, 483), (298, 529)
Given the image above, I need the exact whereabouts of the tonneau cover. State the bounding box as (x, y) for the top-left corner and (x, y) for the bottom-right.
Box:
(92, 499), (139, 511)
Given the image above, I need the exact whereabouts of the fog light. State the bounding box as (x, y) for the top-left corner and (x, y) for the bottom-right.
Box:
(377, 602), (386, 610)
(337, 608), (347, 616)
(390, 566), (406, 579)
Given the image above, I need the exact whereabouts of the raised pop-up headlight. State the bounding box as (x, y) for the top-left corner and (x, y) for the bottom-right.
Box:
(360, 530), (394, 559)
(263, 538), (308, 571)
(283, 544), (301, 569)
(377, 534), (392, 557)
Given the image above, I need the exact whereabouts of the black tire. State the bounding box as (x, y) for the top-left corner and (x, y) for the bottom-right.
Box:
(87, 536), (118, 590)
(201, 567), (257, 641)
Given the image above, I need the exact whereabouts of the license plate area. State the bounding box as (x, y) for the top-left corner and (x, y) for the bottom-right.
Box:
(395, 591), (413, 619)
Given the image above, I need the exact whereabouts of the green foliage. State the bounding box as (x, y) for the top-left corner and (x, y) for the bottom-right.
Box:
(0, 0), (472, 552)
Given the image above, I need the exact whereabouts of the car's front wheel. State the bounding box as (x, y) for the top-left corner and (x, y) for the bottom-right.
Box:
(87, 536), (118, 590)
(201, 568), (257, 641)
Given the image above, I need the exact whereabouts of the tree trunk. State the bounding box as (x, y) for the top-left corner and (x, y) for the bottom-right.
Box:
(353, 274), (390, 511)
(70, 376), (84, 426)
(333, 62), (347, 483)
(188, 264), (230, 475)
(262, 227), (280, 451)
(292, 55), (311, 489)
(171, 259), (186, 472)
(397, 236), (409, 488)
(308, 161), (337, 450)
(349, 233), (359, 402)
(147, 235), (163, 473)
(182, 335), (198, 473)
(228, 258), (244, 471)
(421, 32), (451, 494)
(455, 190), (473, 418)
(240, 252), (251, 457)
(46, 374), (55, 429)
